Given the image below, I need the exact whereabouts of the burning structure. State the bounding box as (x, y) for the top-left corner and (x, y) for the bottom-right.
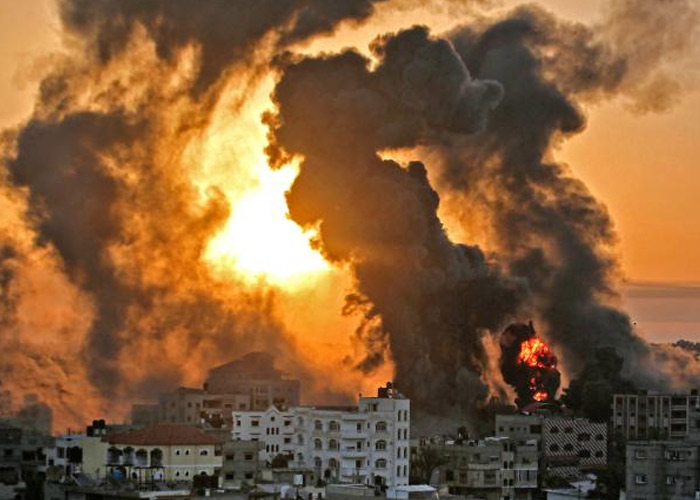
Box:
(500, 323), (560, 407)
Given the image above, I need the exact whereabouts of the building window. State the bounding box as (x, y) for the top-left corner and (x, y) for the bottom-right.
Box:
(244, 453), (254, 461)
(563, 444), (574, 452)
(329, 458), (338, 469)
(375, 458), (387, 469)
(314, 457), (322, 469)
(314, 420), (323, 431)
(329, 439), (339, 451)
(635, 450), (647, 459)
(376, 421), (387, 432)
(252, 420), (259, 427)
(298, 435), (304, 445)
(225, 454), (234, 461)
(314, 438), (323, 450)
(225, 473), (234, 480)
(376, 440), (387, 451)
(635, 474), (647, 485)
(549, 444), (559, 453)
(200, 449), (209, 456)
(329, 421), (340, 432)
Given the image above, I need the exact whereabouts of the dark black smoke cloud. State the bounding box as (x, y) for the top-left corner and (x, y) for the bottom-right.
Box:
(437, 2), (700, 387)
(268, 0), (700, 420)
(267, 26), (524, 416)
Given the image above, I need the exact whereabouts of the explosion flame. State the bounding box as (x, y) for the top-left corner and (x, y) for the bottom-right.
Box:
(500, 323), (561, 407)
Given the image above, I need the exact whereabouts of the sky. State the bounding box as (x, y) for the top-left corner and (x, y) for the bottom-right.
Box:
(1, 0), (698, 344)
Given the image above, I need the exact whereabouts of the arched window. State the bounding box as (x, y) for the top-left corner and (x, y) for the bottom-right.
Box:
(329, 439), (339, 451)
(329, 421), (340, 432)
(150, 448), (163, 467)
(376, 421), (387, 432)
(314, 438), (323, 450)
(329, 458), (338, 470)
(135, 448), (148, 467)
(314, 456), (322, 469)
(375, 458), (387, 469)
(107, 447), (122, 465)
(314, 420), (323, 431)
(123, 447), (134, 465)
(376, 440), (387, 451)
(200, 449), (209, 456)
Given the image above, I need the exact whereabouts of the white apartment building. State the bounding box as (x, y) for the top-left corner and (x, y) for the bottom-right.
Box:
(232, 383), (410, 489)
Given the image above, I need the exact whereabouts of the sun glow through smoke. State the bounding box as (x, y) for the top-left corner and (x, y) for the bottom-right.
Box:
(205, 162), (328, 286)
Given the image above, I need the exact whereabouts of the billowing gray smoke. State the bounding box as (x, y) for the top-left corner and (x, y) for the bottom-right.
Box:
(440, 1), (700, 388)
(2, 0), (700, 429)
(0, 0), (387, 421)
(266, 27), (524, 419)
(267, 0), (700, 420)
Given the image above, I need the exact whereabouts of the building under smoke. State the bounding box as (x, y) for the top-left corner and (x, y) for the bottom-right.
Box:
(0, 0), (699, 428)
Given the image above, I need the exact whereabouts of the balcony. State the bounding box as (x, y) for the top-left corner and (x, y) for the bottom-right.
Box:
(341, 448), (367, 458)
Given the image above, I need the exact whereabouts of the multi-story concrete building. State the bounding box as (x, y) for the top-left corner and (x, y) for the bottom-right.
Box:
(141, 352), (301, 428)
(436, 436), (538, 500)
(205, 352), (301, 410)
(45, 433), (83, 476)
(495, 413), (607, 481)
(156, 387), (252, 426)
(612, 390), (700, 441)
(626, 440), (700, 500)
(542, 417), (607, 480)
(0, 423), (51, 487)
(495, 414), (543, 446)
(231, 383), (410, 489)
(221, 439), (263, 488)
(82, 423), (222, 484)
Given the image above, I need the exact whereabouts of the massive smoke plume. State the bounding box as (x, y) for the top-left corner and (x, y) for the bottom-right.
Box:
(1, 0), (700, 430)
(0, 0), (388, 428)
(266, 26), (524, 418)
(267, 0), (700, 424)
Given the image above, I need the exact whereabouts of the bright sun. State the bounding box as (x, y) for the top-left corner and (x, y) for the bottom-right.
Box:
(204, 162), (328, 286)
